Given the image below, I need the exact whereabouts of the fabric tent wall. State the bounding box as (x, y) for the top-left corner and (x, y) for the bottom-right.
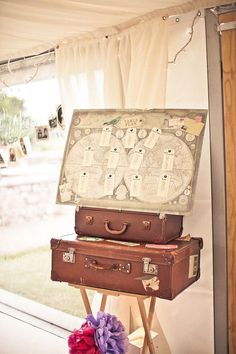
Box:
(0, 0), (233, 63)
(56, 10), (213, 354)
(105, 12), (213, 354)
(156, 11), (213, 354)
(56, 16), (168, 120)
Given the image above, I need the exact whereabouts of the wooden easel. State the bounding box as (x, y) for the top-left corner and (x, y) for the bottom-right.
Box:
(70, 284), (157, 354)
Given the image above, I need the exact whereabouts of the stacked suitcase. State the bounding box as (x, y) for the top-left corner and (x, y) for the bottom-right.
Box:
(51, 108), (207, 300)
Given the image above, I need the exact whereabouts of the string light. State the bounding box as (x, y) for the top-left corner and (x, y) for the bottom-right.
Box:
(168, 10), (201, 65)
(0, 49), (55, 88)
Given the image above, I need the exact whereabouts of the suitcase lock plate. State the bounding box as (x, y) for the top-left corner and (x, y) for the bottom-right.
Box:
(63, 248), (75, 263)
(142, 257), (158, 275)
(143, 221), (151, 230)
(86, 216), (93, 224)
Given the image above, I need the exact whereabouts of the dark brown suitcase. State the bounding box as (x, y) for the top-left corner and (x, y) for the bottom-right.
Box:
(75, 207), (183, 244)
(51, 235), (203, 300)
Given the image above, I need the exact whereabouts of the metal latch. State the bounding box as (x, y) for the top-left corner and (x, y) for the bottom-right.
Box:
(142, 257), (158, 275)
(143, 221), (151, 230)
(63, 248), (75, 263)
(159, 213), (166, 220)
(86, 216), (93, 224)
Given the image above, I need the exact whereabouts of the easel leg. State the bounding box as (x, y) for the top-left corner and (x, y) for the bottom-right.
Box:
(142, 297), (156, 354)
(100, 294), (107, 312)
(137, 297), (157, 354)
(80, 288), (92, 315)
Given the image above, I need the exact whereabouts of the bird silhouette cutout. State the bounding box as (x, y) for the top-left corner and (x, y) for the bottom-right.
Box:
(103, 116), (121, 126)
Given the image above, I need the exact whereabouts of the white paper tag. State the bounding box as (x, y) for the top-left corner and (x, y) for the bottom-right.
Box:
(129, 148), (145, 170)
(104, 173), (115, 196)
(144, 128), (161, 149)
(161, 149), (175, 170)
(124, 128), (136, 149)
(99, 126), (112, 147)
(157, 173), (171, 197)
(107, 147), (120, 169)
(142, 276), (160, 291)
(188, 255), (199, 278)
(78, 171), (89, 194)
(82, 146), (94, 166)
(118, 116), (145, 128)
(59, 182), (72, 202)
(169, 117), (185, 128)
(130, 174), (142, 197)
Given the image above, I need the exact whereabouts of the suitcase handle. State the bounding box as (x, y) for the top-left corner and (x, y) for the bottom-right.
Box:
(86, 259), (118, 271)
(85, 258), (131, 273)
(104, 220), (128, 235)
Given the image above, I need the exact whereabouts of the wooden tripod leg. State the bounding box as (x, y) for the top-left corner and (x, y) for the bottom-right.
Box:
(80, 288), (92, 315)
(142, 297), (156, 354)
(100, 294), (107, 312)
(137, 297), (156, 354)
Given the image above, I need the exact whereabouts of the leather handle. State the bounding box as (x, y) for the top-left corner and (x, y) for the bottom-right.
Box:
(86, 259), (117, 271)
(104, 220), (128, 235)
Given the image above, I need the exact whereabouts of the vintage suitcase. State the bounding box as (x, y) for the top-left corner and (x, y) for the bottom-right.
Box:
(51, 235), (203, 300)
(56, 109), (207, 243)
(74, 207), (183, 244)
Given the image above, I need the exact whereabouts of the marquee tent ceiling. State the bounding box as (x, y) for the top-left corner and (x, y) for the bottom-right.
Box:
(0, 0), (233, 63)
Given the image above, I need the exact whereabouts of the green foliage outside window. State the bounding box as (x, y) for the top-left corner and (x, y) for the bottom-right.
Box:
(0, 92), (34, 145)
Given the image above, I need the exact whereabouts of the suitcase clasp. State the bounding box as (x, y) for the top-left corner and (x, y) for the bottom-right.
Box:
(86, 216), (93, 224)
(143, 221), (151, 230)
(142, 257), (158, 275)
(63, 248), (75, 263)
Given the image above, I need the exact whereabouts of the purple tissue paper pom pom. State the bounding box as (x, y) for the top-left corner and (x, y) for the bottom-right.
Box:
(86, 312), (129, 354)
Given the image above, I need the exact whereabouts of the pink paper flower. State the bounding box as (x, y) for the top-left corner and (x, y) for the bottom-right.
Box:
(68, 323), (101, 354)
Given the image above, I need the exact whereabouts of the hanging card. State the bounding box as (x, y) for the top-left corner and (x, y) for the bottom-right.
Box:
(157, 173), (171, 198)
(130, 175), (142, 197)
(144, 128), (161, 149)
(78, 171), (89, 194)
(82, 146), (94, 166)
(161, 149), (175, 171)
(124, 128), (136, 149)
(104, 173), (115, 196)
(107, 147), (120, 169)
(129, 148), (145, 170)
(99, 126), (112, 146)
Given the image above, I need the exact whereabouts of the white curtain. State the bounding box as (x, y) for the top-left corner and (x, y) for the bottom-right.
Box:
(55, 11), (214, 354)
(55, 16), (168, 123)
(55, 12), (168, 341)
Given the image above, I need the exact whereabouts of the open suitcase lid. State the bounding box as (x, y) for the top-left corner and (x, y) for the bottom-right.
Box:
(56, 109), (207, 215)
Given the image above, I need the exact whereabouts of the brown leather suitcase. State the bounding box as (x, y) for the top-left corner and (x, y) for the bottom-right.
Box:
(51, 235), (203, 300)
(75, 207), (183, 244)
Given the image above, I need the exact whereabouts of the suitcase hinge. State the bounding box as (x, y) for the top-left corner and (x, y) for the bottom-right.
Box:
(63, 248), (75, 263)
(75, 201), (82, 212)
(142, 257), (158, 275)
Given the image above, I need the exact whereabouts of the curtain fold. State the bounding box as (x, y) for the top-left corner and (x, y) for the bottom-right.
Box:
(55, 16), (168, 122)
(120, 18), (168, 108)
(55, 13), (168, 339)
